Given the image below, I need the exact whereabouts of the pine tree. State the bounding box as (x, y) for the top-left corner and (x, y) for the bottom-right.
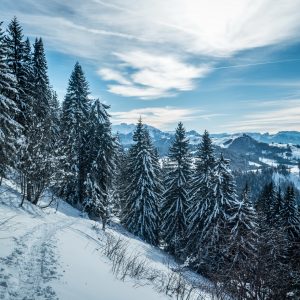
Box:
(84, 99), (116, 230)
(256, 181), (276, 227)
(280, 186), (300, 241)
(61, 62), (90, 206)
(186, 130), (216, 267)
(0, 21), (20, 180)
(115, 136), (130, 215)
(5, 17), (30, 126)
(199, 154), (240, 272)
(270, 187), (284, 227)
(19, 37), (57, 205)
(122, 119), (160, 245)
(161, 122), (191, 256)
(32, 38), (50, 119)
(227, 183), (258, 269)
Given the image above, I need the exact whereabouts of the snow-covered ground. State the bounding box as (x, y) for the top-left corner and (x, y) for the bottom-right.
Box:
(258, 157), (279, 167)
(0, 179), (213, 300)
(273, 171), (300, 191)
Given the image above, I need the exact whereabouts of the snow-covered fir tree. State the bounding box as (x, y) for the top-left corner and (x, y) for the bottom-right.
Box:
(161, 122), (191, 256)
(198, 154), (240, 272)
(122, 118), (160, 246)
(83, 99), (116, 230)
(19, 37), (57, 204)
(185, 130), (216, 268)
(255, 181), (277, 227)
(227, 183), (258, 269)
(270, 186), (284, 228)
(280, 186), (300, 241)
(0, 21), (20, 180)
(61, 62), (90, 206)
(114, 136), (129, 215)
(4, 17), (31, 127)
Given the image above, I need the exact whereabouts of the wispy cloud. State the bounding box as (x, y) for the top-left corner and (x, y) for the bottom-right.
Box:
(2, 0), (300, 99)
(111, 106), (218, 129)
(99, 51), (211, 99)
(224, 99), (300, 132)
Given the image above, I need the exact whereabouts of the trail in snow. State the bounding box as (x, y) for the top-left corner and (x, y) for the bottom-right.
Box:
(0, 219), (74, 300)
(0, 180), (212, 300)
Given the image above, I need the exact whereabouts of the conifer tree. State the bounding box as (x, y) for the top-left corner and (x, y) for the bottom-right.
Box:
(5, 17), (30, 126)
(186, 130), (216, 267)
(198, 154), (240, 272)
(280, 186), (300, 241)
(61, 62), (90, 206)
(256, 181), (276, 227)
(0, 21), (20, 180)
(122, 119), (160, 245)
(84, 99), (116, 230)
(115, 137), (130, 215)
(20, 37), (57, 204)
(227, 183), (258, 269)
(32, 38), (51, 119)
(270, 187), (284, 227)
(161, 122), (191, 256)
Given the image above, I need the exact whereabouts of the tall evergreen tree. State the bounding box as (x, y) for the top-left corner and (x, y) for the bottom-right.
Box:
(122, 119), (160, 245)
(61, 62), (90, 206)
(32, 38), (50, 119)
(186, 130), (216, 267)
(5, 17), (30, 126)
(280, 186), (300, 241)
(256, 181), (276, 227)
(0, 21), (20, 180)
(227, 183), (258, 269)
(114, 136), (130, 215)
(84, 99), (116, 230)
(19, 37), (57, 205)
(198, 154), (240, 272)
(161, 122), (191, 256)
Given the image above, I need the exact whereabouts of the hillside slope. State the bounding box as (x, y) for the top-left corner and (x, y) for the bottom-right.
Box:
(0, 180), (213, 300)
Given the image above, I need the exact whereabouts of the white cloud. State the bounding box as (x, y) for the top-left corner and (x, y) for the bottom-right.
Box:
(224, 99), (300, 132)
(97, 68), (130, 85)
(3, 0), (300, 98)
(111, 106), (203, 129)
(100, 51), (211, 99)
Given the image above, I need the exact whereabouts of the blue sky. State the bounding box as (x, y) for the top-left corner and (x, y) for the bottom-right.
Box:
(1, 0), (300, 133)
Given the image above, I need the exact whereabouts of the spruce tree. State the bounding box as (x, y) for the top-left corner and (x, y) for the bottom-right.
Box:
(84, 99), (116, 230)
(280, 186), (300, 241)
(61, 62), (90, 206)
(227, 183), (258, 269)
(115, 137), (130, 215)
(186, 130), (215, 267)
(5, 17), (30, 126)
(18, 37), (58, 205)
(0, 21), (20, 180)
(161, 122), (191, 256)
(122, 119), (160, 245)
(199, 154), (240, 272)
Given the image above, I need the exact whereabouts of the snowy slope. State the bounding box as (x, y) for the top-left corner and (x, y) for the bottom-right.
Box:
(0, 180), (213, 300)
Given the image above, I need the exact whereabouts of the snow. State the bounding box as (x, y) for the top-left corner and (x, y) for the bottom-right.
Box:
(248, 161), (261, 167)
(290, 145), (300, 159)
(53, 229), (167, 300)
(0, 179), (212, 300)
(258, 157), (279, 167)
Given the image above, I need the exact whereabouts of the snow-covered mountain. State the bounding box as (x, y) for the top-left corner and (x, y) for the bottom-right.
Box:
(112, 123), (300, 171)
(113, 123), (300, 148)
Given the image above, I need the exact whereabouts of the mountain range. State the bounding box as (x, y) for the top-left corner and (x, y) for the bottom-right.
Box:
(112, 123), (300, 172)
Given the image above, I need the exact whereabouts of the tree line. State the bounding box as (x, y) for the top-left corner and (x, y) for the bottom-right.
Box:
(1, 18), (300, 299)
